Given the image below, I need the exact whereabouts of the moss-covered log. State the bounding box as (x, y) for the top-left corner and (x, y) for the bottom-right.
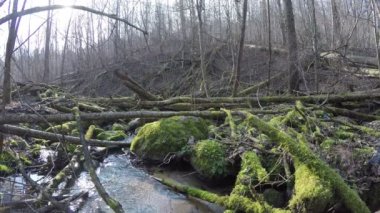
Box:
(78, 93), (380, 109)
(0, 124), (129, 147)
(321, 105), (380, 121)
(243, 112), (370, 213)
(155, 177), (288, 213)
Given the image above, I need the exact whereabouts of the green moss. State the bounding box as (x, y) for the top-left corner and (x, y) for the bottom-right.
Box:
(130, 116), (208, 161)
(191, 140), (229, 180)
(96, 130), (127, 141)
(353, 147), (375, 161)
(20, 154), (32, 166)
(289, 163), (334, 212)
(0, 151), (15, 164)
(159, 177), (288, 213)
(85, 125), (96, 140)
(243, 112), (370, 213)
(334, 128), (355, 140)
(46, 121), (77, 134)
(232, 151), (268, 196)
(112, 123), (127, 131)
(0, 151), (16, 175)
(320, 138), (336, 151)
(30, 144), (41, 158)
(0, 164), (13, 175)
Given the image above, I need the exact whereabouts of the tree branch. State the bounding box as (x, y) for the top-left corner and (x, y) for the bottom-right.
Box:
(0, 5), (148, 35)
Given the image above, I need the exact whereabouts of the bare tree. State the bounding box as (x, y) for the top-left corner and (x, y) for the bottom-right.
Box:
(231, 0), (248, 97)
(276, 0), (287, 46)
(266, 0), (272, 92)
(43, 0), (52, 83)
(196, 0), (209, 97)
(372, 0), (380, 73)
(3, 0), (19, 105)
(309, 0), (320, 92)
(331, 0), (342, 49)
(284, 0), (300, 92)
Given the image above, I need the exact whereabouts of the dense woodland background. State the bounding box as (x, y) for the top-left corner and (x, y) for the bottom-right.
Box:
(1, 0), (380, 99)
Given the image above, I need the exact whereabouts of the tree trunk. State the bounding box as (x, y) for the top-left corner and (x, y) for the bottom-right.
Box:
(283, 0), (300, 92)
(331, 0), (342, 49)
(43, 0), (52, 83)
(3, 0), (19, 106)
(232, 0), (248, 97)
(309, 0), (320, 92)
(266, 0), (272, 92)
(371, 0), (380, 75)
(276, 0), (287, 46)
(196, 0), (210, 97)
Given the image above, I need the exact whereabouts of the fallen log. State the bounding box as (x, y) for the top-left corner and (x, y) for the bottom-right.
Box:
(79, 93), (380, 109)
(237, 71), (286, 96)
(322, 105), (380, 122)
(244, 112), (370, 213)
(0, 125), (130, 147)
(114, 70), (159, 101)
(0, 110), (227, 124)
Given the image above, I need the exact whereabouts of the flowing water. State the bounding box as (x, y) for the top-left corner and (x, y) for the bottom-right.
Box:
(70, 154), (223, 213)
(1, 153), (223, 212)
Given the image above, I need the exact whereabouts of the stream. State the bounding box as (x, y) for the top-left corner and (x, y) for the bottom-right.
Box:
(0, 153), (224, 213)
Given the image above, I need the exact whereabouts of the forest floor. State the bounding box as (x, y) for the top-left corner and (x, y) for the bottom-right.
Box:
(1, 45), (380, 212)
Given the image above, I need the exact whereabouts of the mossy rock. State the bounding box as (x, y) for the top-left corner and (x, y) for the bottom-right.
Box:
(288, 163), (333, 213)
(97, 130), (127, 141)
(191, 140), (229, 180)
(130, 116), (209, 161)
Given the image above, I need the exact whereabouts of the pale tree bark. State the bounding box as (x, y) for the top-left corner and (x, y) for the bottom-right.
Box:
(179, 0), (187, 68)
(276, 0), (287, 47)
(331, 0), (342, 49)
(60, 16), (72, 85)
(320, 0), (330, 47)
(43, 0), (52, 83)
(309, 0), (320, 92)
(284, 0), (299, 93)
(266, 0), (272, 93)
(371, 0), (380, 74)
(3, 0), (19, 106)
(232, 0), (248, 97)
(196, 0), (209, 97)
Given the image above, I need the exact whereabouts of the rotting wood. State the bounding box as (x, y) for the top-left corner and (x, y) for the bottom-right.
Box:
(0, 124), (130, 147)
